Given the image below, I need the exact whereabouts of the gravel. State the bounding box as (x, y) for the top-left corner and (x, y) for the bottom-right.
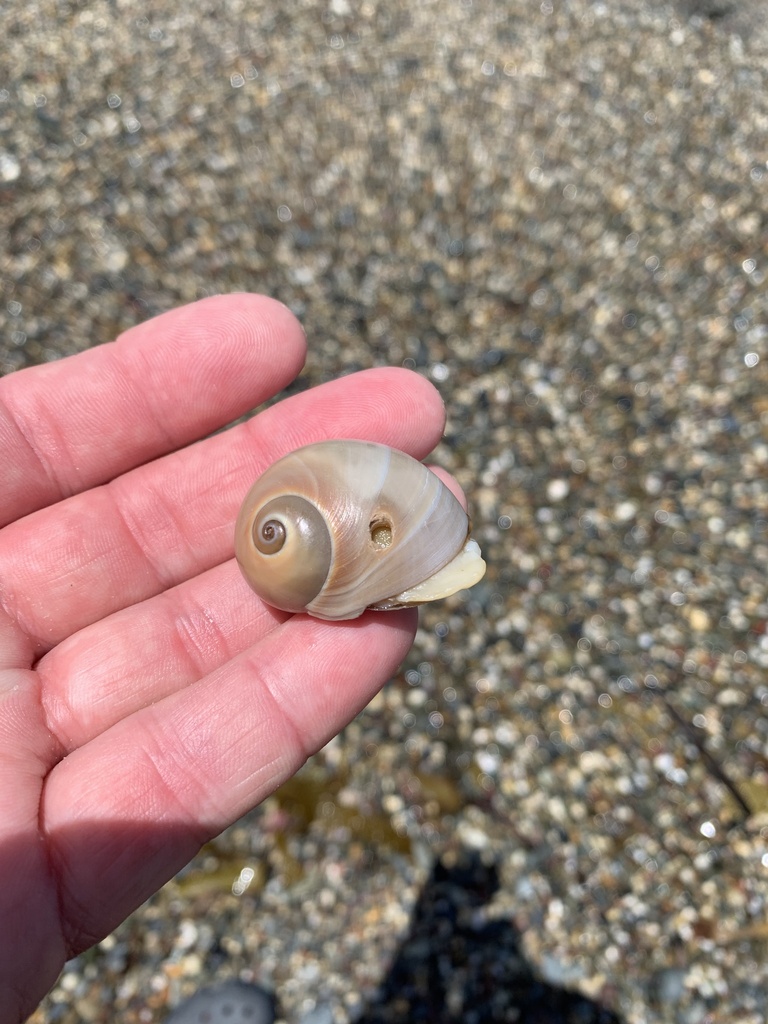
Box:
(3, 1), (768, 1022)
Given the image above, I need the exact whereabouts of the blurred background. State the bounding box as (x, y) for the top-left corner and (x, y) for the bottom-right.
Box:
(3, 1), (768, 1022)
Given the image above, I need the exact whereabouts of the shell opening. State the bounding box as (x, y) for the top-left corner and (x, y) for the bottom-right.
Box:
(369, 515), (393, 549)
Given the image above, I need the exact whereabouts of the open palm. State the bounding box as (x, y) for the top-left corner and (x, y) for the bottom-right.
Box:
(0, 294), (448, 1023)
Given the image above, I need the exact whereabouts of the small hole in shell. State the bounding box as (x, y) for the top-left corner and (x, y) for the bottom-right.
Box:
(369, 516), (393, 549)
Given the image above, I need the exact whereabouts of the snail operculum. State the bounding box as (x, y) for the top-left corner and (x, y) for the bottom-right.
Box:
(372, 537), (485, 610)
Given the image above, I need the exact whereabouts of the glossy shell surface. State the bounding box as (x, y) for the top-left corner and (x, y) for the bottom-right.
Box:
(235, 439), (480, 620)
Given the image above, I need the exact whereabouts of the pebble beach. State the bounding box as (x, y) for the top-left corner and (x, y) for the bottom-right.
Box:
(3, 0), (768, 1021)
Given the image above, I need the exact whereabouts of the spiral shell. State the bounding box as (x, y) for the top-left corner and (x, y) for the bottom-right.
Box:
(234, 440), (486, 620)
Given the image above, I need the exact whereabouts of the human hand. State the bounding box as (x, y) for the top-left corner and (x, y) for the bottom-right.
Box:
(0, 294), (449, 1023)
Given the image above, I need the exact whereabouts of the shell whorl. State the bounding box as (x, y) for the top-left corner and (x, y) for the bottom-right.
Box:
(237, 493), (333, 613)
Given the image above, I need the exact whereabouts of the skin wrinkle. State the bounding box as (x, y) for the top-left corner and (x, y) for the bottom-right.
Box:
(0, 588), (28, 667)
(1, 580), (58, 668)
(21, 536), (144, 656)
(16, 454), (232, 650)
(97, 430), (248, 585)
(0, 666), (64, 777)
(35, 562), (287, 751)
(238, 643), (311, 779)
(36, 785), (70, 974)
(1, 512), (114, 657)
(18, 722), (70, 982)
(33, 574), (232, 758)
(203, 662), (314, 821)
(102, 342), (180, 459)
(0, 392), (63, 506)
(253, 617), (378, 744)
(41, 627), (314, 836)
(132, 715), (217, 827)
(170, 591), (238, 679)
(21, 518), (138, 610)
(3, 358), (117, 504)
(35, 657), (83, 754)
(36, 625), (149, 753)
(23, 668), (70, 1012)
(104, 475), (194, 594)
(127, 669), (300, 829)
(10, 445), (240, 650)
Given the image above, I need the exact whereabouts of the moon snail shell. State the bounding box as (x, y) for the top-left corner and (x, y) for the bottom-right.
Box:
(234, 440), (487, 621)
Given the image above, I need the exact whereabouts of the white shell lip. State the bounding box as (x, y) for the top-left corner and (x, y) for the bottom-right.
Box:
(371, 539), (487, 610)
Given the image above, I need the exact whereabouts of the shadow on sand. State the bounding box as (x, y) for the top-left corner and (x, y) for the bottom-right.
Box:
(356, 849), (622, 1024)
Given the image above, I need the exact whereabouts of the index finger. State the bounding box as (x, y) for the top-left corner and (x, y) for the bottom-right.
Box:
(0, 294), (307, 528)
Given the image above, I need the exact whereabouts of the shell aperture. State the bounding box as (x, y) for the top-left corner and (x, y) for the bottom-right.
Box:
(234, 440), (486, 620)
